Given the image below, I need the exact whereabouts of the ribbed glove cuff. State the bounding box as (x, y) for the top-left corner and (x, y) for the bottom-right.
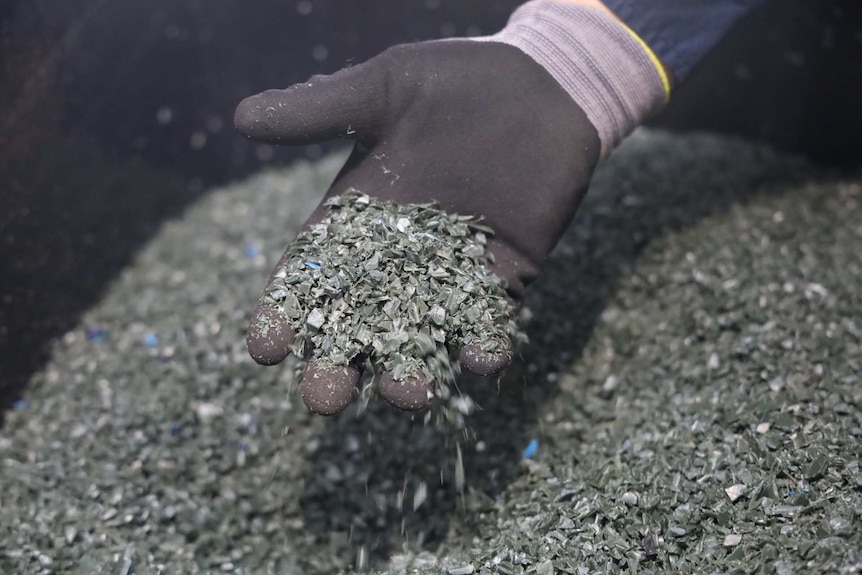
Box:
(479, 0), (669, 159)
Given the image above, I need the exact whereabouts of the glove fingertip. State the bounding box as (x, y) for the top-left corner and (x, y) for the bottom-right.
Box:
(379, 372), (430, 412)
(301, 363), (360, 415)
(459, 344), (512, 377)
(246, 306), (294, 366)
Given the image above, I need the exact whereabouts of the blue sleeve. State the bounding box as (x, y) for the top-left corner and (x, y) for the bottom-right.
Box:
(601, 0), (766, 80)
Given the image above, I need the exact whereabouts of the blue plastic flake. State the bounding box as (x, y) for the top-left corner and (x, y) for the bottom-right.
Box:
(245, 244), (261, 258)
(86, 328), (108, 343)
(144, 334), (159, 347)
(304, 261), (322, 270)
(170, 424), (181, 436)
(522, 438), (539, 459)
(12, 398), (28, 411)
(786, 489), (796, 497)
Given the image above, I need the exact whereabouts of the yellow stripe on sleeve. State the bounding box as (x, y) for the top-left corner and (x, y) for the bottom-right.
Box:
(618, 22), (672, 101)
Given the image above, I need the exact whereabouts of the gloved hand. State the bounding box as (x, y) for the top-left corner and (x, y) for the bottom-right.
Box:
(234, 0), (668, 415)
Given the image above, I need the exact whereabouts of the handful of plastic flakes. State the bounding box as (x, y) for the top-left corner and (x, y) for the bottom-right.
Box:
(264, 189), (524, 414)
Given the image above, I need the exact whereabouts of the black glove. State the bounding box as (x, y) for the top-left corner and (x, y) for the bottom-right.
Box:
(235, 39), (600, 414)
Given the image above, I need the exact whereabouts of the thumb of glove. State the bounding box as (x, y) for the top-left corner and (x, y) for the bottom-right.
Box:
(234, 55), (388, 145)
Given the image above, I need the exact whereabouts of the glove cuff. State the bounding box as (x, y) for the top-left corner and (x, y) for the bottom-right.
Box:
(478, 0), (669, 159)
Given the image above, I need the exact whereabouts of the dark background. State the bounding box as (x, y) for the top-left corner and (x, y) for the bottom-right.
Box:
(1, 0), (860, 414)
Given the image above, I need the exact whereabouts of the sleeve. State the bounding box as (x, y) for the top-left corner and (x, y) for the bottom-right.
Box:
(600, 0), (766, 80)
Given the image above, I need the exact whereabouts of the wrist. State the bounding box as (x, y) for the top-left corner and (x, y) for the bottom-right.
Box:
(556, 0), (674, 87)
(480, 0), (670, 158)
